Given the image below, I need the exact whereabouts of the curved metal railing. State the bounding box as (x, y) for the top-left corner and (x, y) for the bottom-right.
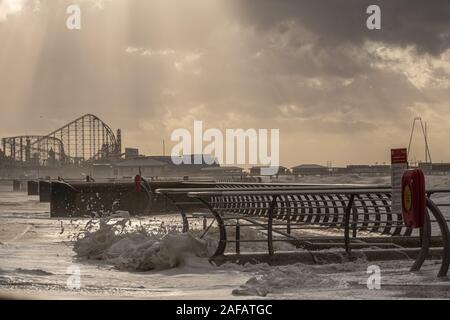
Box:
(156, 185), (450, 277)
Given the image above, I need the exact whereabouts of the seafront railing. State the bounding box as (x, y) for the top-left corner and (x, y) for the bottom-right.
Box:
(157, 185), (450, 277)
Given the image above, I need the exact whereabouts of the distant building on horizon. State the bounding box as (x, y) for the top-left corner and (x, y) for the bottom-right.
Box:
(292, 164), (329, 176)
(92, 154), (222, 178)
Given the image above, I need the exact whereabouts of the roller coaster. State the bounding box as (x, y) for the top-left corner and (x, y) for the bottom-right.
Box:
(1, 114), (121, 167)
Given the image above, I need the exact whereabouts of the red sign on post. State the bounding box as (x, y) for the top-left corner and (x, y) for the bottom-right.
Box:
(391, 148), (408, 164)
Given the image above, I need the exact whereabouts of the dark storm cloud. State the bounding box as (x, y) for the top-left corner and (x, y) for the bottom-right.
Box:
(230, 0), (450, 55)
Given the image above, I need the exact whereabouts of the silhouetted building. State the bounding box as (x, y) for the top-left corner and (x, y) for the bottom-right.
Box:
(125, 148), (139, 159)
(292, 164), (329, 176)
(94, 154), (222, 178)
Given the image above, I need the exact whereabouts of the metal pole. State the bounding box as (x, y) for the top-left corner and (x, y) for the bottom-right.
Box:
(20, 137), (23, 162)
(425, 122), (428, 163)
(236, 219), (240, 254)
(75, 120), (78, 161)
(286, 207), (291, 235)
(67, 124), (70, 160)
(267, 195), (278, 256)
(424, 122), (432, 164)
(344, 194), (355, 254)
(164, 193), (190, 233)
(410, 209), (431, 272)
(89, 116), (92, 159)
(97, 119), (100, 159)
(426, 198), (450, 277)
(407, 118), (417, 161)
(419, 119), (432, 164)
(82, 117), (85, 160)
(197, 198), (227, 257)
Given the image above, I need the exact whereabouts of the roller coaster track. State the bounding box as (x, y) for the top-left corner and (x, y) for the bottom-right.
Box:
(1, 114), (120, 166)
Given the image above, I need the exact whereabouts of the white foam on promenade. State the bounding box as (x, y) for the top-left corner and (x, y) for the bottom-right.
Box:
(72, 211), (217, 271)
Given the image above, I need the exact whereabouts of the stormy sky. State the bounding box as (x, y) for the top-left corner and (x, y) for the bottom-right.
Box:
(1, 0), (450, 167)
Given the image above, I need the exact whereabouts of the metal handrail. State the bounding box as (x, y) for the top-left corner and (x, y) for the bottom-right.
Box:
(155, 185), (392, 195)
(157, 184), (450, 277)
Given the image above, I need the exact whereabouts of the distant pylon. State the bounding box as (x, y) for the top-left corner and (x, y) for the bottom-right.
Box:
(407, 117), (432, 164)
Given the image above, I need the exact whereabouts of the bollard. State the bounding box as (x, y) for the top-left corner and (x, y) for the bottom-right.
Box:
(203, 217), (207, 230)
(50, 181), (77, 217)
(39, 180), (52, 203)
(27, 180), (39, 196)
(13, 180), (22, 191)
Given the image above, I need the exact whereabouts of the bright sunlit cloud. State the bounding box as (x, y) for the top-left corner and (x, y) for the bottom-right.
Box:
(0, 0), (26, 21)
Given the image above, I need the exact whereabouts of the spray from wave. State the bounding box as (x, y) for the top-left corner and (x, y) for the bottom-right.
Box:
(72, 212), (216, 271)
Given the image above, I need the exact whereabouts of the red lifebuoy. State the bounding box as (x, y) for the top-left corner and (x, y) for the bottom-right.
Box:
(401, 169), (426, 228)
(134, 174), (142, 192)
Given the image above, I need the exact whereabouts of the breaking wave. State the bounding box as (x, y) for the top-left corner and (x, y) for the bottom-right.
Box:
(72, 212), (215, 271)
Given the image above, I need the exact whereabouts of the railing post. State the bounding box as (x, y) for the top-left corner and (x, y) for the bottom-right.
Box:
(267, 195), (278, 256)
(197, 198), (227, 257)
(352, 204), (358, 238)
(236, 219), (240, 254)
(287, 209), (291, 235)
(164, 193), (189, 232)
(410, 209), (431, 272)
(426, 198), (450, 277)
(344, 194), (355, 255)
